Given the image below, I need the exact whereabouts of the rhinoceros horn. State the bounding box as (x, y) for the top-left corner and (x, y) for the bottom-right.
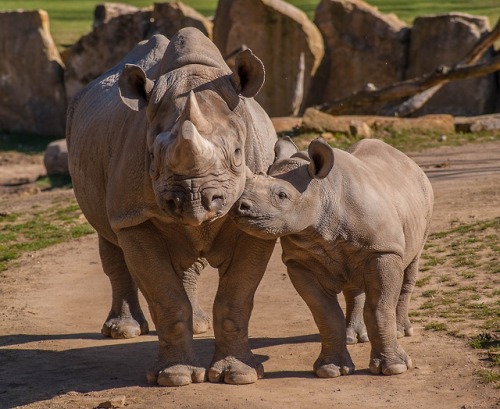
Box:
(167, 92), (216, 174)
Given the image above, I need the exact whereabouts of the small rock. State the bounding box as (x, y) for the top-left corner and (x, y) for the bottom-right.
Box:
(438, 135), (447, 142)
(43, 139), (69, 176)
(95, 395), (126, 409)
(349, 121), (372, 138)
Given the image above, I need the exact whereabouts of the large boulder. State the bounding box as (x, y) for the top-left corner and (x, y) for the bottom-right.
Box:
(62, 6), (152, 102)
(214, 0), (324, 117)
(406, 13), (496, 116)
(63, 2), (212, 102)
(0, 10), (66, 137)
(313, 0), (409, 111)
(148, 2), (212, 39)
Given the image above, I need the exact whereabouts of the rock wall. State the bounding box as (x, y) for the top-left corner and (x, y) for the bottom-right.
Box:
(62, 2), (212, 102)
(0, 1), (499, 139)
(214, 0), (324, 117)
(406, 13), (496, 116)
(314, 0), (409, 106)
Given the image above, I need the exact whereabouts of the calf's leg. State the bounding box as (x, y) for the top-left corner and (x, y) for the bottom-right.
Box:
(287, 261), (355, 378)
(363, 254), (412, 375)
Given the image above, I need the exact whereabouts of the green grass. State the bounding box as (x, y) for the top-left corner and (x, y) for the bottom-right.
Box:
(413, 217), (500, 339)
(0, 199), (95, 272)
(0, 1), (497, 49)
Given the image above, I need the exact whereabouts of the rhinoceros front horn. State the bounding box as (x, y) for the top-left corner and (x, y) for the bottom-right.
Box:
(167, 119), (216, 174)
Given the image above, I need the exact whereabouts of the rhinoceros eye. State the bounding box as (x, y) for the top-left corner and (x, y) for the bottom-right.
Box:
(233, 147), (242, 166)
(278, 191), (288, 200)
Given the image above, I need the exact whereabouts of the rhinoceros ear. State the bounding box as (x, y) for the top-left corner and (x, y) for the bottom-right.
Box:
(231, 49), (265, 98)
(274, 136), (298, 161)
(118, 64), (154, 111)
(308, 138), (334, 179)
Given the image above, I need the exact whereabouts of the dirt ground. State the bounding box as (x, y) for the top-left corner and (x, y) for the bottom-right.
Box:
(0, 141), (499, 409)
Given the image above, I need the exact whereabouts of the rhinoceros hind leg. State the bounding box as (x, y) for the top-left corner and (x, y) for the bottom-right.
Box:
(364, 254), (412, 375)
(396, 255), (420, 338)
(183, 259), (211, 335)
(343, 285), (369, 345)
(98, 235), (149, 339)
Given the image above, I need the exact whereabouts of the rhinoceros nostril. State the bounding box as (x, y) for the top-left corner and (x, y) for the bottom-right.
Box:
(210, 196), (224, 213)
(164, 194), (183, 215)
(237, 199), (252, 214)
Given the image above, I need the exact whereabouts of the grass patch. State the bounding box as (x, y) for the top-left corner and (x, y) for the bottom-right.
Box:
(0, 198), (94, 272)
(424, 322), (448, 331)
(412, 216), (500, 347)
(475, 369), (500, 387)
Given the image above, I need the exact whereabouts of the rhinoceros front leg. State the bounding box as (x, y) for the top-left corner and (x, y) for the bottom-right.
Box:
(287, 261), (355, 378)
(183, 258), (211, 334)
(98, 235), (149, 339)
(208, 236), (276, 385)
(117, 225), (205, 387)
(363, 254), (413, 375)
(343, 284), (369, 345)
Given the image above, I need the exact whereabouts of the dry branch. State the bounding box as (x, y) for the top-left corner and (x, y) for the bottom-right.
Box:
(319, 18), (500, 116)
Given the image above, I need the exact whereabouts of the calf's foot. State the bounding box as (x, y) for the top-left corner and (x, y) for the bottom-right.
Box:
(102, 316), (149, 339)
(314, 351), (355, 378)
(369, 344), (413, 375)
(208, 355), (264, 385)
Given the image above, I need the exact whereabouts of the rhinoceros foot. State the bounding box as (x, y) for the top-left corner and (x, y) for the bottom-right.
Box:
(346, 324), (369, 345)
(396, 319), (414, 338)
(147, 363), (205, 387)
(369, 345), (413, 375)
(313, 352), (355, 378)
(208, 355), (264, 385)
(101, 317), (149, 339)
(192, 308), (211, 334)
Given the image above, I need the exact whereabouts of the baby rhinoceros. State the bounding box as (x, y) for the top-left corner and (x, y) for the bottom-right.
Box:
(232, 137), (433, 377)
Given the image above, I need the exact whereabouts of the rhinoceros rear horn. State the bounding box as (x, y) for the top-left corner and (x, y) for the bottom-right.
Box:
(274, 136), (299, 161)
(118, 64), (154, 111)
(231, 49), (265, 98)
(308, 138), (334, 179)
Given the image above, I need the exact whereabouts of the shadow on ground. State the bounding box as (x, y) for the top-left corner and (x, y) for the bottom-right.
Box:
(0, 332), (321, 408)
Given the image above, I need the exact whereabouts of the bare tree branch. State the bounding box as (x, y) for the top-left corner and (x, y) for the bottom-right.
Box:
(319, 18), (500, 117)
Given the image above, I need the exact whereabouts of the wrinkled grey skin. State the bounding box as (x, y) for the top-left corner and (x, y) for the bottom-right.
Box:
(67, 28), (277, 386)
(233, 137), (433, 377)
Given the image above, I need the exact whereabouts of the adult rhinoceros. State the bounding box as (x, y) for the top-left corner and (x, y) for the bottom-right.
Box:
(66, 28), (277, 386)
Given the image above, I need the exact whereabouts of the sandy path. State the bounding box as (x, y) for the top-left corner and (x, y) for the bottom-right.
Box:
(0, 141), (499, 409)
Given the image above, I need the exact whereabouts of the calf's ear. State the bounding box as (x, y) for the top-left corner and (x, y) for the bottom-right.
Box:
(118, 64), (154, 111)
(274, 136), (298, 161)
(308, 138), (334, 179)
(231, 49), (265, 98)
